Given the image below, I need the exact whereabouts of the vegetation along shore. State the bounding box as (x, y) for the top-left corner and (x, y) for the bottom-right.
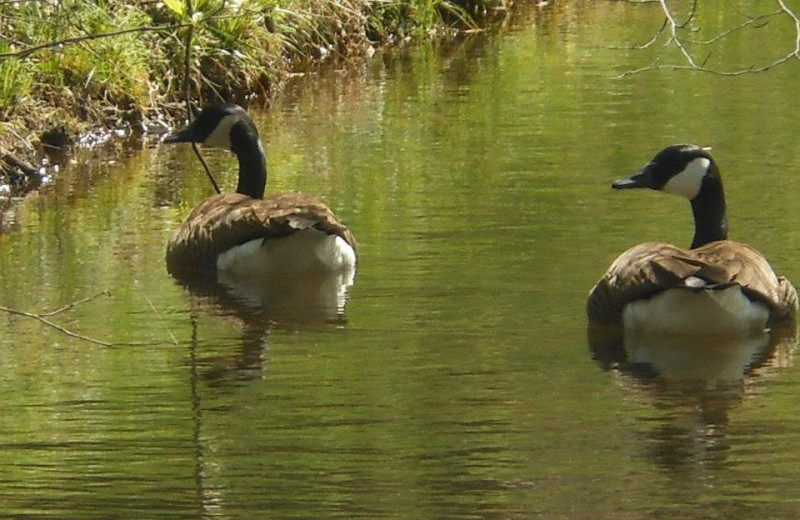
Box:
(0, 0), (526, 207)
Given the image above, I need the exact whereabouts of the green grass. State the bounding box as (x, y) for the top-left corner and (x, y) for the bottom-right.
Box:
(0, 43), (32, 109)
(1, 2), (157, 110)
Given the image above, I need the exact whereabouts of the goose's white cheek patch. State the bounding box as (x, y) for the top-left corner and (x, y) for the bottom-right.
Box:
(663, 157), (710, 200)
(204, 114), (237, 150)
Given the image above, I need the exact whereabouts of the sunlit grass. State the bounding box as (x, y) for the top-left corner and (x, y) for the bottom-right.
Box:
(0, 44), (32, 109)
(1, 2), (156, 110)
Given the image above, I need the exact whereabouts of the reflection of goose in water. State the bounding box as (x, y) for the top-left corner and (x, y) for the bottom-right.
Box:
(180, 270), (356, 506)
(588, 322), (796, 384)
(216, 266), (355, 323)
(177, 266), (355, 390)
(588, 323), (797, 476)
(172, 265), (355, 327)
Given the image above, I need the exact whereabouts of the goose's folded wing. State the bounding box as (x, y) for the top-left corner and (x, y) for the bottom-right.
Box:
(586, 241), (797, 325)
(587, 243), (686, 325)
(694, 241), (798, 320)
(167, 192), (355, 271)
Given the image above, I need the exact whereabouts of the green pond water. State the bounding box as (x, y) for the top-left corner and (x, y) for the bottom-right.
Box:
(3, 2), (800, 518)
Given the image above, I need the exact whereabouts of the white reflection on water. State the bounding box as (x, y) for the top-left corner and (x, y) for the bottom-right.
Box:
(170, 266), (355, 327)
(588, 321), (797, 385)
(588, 322), (798, 478)
(169, 265), (355, 385)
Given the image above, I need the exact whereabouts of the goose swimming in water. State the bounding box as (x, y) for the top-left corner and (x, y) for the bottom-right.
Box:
(163, 103), (357, 279)
(587, 144), (797, 336)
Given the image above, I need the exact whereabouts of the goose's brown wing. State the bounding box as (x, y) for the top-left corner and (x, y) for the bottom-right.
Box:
(695, 241), (798, 322)
(586, 241), (798, 326)
(166, 191), (355, 273)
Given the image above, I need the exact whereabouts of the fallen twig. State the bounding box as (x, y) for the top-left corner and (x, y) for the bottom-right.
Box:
(40, 290), (110, 317)
(0, 304), (113, 346)
(1, 153), (39, 177)
(1, 291), (172, 347)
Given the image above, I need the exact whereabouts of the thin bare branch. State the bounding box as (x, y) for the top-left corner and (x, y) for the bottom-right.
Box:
(0, 305), (113, 346)
(724, 0), (759, 20)
(616, 50), (797, 78)
(1, 293), (174, 347)
(40, 290), (110, 317)
(776, 0), (800, 56)
(616, 0), (800, 76)
(674, 0), (698, 29)
(685, 10), (780, 46)
(659, 0), (700, 67)
(609, 17), (668, 50)
(180, 0), (222, 195)
(0, 24), (187, 59)
(142, 293), (179, 346)
(614, 56), (662, 78)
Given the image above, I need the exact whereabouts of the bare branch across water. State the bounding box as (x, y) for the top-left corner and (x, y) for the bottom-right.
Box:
(1, 291), (174, 347)
(615, 0), (800, 76)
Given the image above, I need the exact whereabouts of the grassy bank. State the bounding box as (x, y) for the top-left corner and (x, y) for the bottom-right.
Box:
(0, 0), (517, 195)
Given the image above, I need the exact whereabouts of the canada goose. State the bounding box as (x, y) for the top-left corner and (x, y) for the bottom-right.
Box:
(163, 103), (356, 278)
(587, 144), (797, 335)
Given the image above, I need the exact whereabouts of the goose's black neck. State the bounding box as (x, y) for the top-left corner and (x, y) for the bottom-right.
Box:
(230, 121), (267, 199)
(689, 161), (727, 249)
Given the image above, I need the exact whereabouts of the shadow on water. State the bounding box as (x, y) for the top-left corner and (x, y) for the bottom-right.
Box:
(587, 322), (798, 474)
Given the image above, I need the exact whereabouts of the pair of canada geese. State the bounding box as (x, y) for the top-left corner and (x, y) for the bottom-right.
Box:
(164, 103), (798, 335)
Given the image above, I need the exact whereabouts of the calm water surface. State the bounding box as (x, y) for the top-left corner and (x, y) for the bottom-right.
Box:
(3, 2), (800, 518)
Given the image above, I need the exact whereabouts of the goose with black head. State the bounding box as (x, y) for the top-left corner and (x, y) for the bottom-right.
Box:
(163, 103), (356, 279)
(587, 144), (797, 336)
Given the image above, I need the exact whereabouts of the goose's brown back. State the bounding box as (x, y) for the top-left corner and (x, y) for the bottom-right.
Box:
(587, 240), (798, 326)
(166, 191), (356, 274)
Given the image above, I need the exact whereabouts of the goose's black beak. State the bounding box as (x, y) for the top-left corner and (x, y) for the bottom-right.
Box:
(612, 163), (658, 190)
(164, 114), (205, 143)
(163, 126), (194, 144)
